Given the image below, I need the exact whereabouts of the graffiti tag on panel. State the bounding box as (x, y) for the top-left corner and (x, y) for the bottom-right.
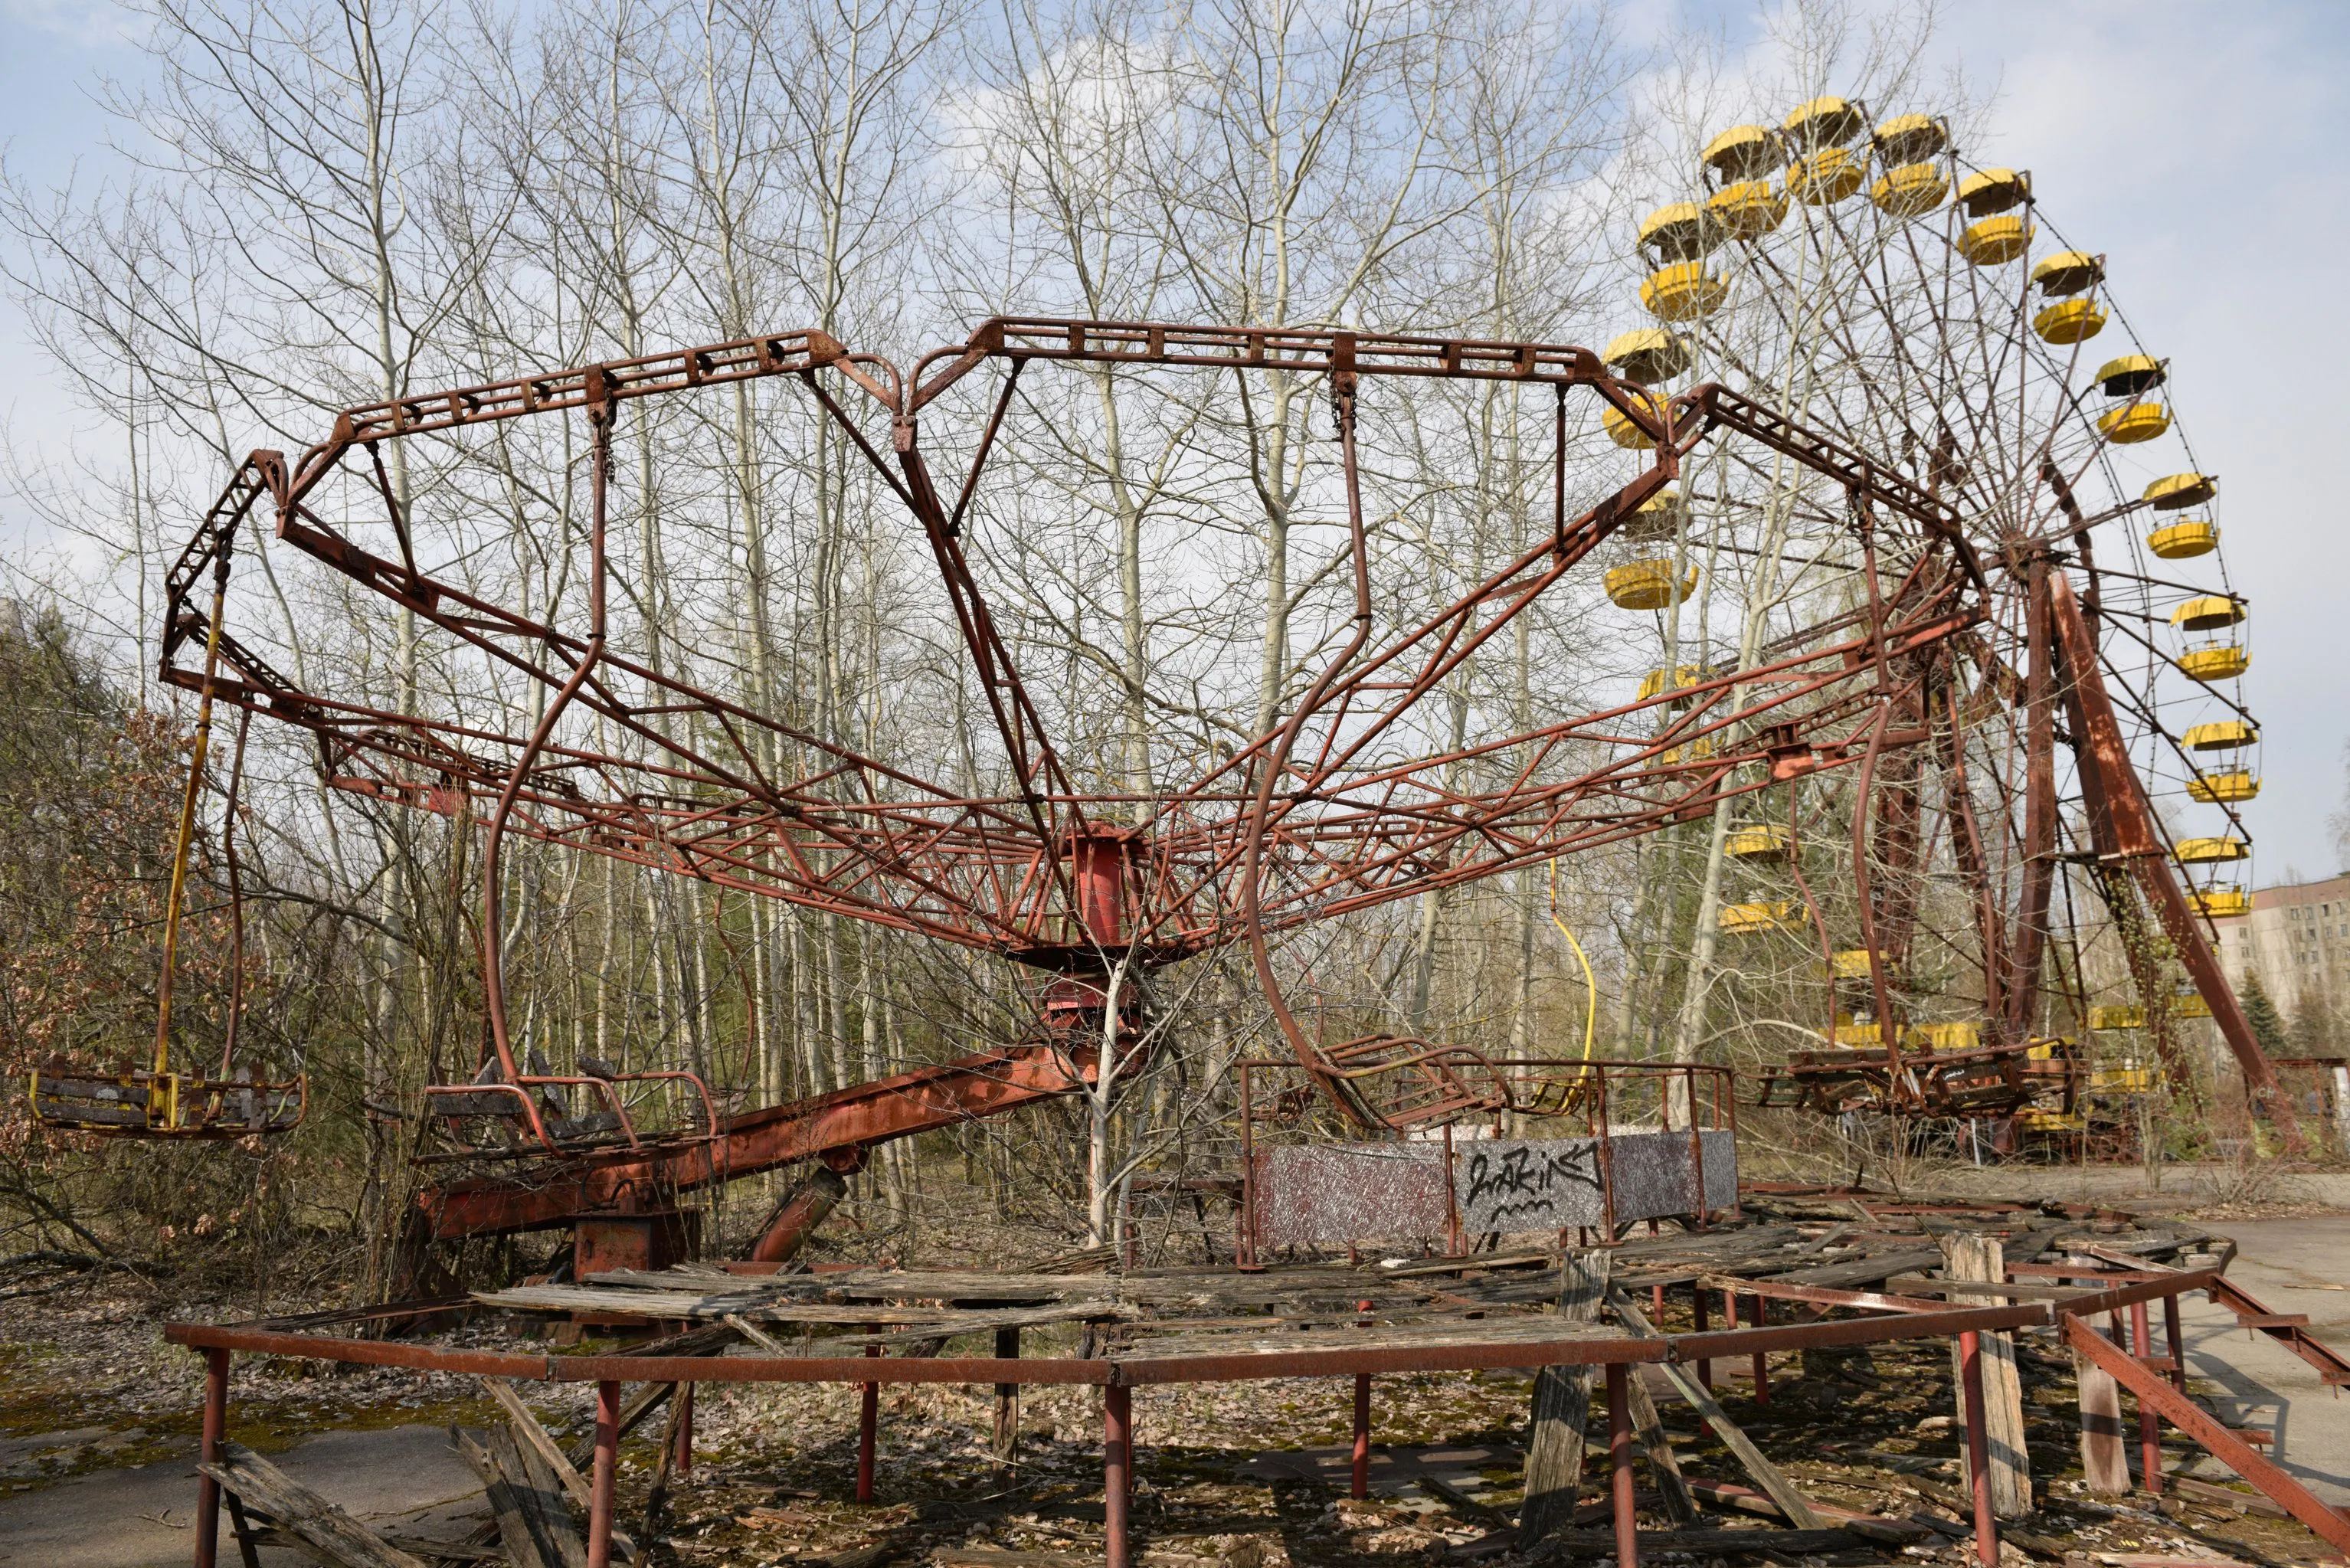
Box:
(1455, 1140), (1605, 1231)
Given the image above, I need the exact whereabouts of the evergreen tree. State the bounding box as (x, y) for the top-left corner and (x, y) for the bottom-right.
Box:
(2287, 994), (2337, 1059)
(2240, 968), (2290, 1056)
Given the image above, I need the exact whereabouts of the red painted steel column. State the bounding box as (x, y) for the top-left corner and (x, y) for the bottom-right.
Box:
(1607, 1361), (1638, 1568)
(1959, 1332), (1998, 1568)
(1105, 1384), (1133, 1568)
(588, 1380), (620, 1568)
(2131, 1301), (2162, 1491)
(1352, 1373), (1372, 1498)
(857, 1346), (880, 1503)
(194, 1347), (228, 1568)
(673, 1381), (695, 1478)
(1746, 1294), (1769, 1405)
(1692, 1286), (1712, 1390)
(1649, 1221), (1667, 1320)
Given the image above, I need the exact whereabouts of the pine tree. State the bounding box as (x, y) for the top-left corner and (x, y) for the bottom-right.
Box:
(2287, 995), (2337, 1059)
(2240, 968), (2290, 1056)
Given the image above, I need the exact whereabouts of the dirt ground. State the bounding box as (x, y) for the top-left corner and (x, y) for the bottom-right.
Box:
(4, 1187), (2348, 1567)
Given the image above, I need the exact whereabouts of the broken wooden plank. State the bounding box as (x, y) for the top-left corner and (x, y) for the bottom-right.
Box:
(1681, 1478), (1933, 1540)
(453, 1425), (554, 1568)
(1619, 1359), (1697, 1525)
(1542, 1526), (1861, 1557)
(197, 1442), (428, 1568)
(481, 1378), (593, 1511)
(1421, 1473), (1513, 1527)
(452, 1424), (586, 1568)
(223, 1491), (266, 1568)
(478, 1380), (642, 1566)
(1886, 1275), (2088, 1302)
(2168, 1475), (2287, 1519)
(497, 1422), (588, 1568)
(1122, 1315), (1624, 1362)
(723, 1311), (796, 1354)
(640, 1380), (686, 1551)
(2073, 1312), (2132, 1494)
(1604, 1289), (1825, 1530)
(562, 1380), (674, 1477)
(857, 1299), (1136, 1350)
(479, 1285), (970, 1321)
(1771, 1248), (1946, 1289)
(1519, 1249), (1609, 1548)
(1939, 1232), (2031, 1517)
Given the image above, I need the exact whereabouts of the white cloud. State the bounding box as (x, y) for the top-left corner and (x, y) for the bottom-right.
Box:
(2, 0), (138, 47)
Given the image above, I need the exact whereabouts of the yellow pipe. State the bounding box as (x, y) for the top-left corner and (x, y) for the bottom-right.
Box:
(152, 577), (228, 1084)
(1546, 859), (1599, 1075)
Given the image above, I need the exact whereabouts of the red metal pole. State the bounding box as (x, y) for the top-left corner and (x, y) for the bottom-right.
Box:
(1105, 1384), (1133, 1568)
(673, 1381), (694, 1478)
(1721, 1069), (1743, 1224)
(1238, 1065), (1257, 1268)
(1723, 1288), (1739, 1391)
(1685, 1066), (1708, 1229)
(1442, 1121), (1464, 1255)
(194, 1347), (228, 1568)
(1607, 1361), (1638, 1568)
(857, 1346), (880, 1503)
(1352, 1373), (1372, 1499)
(1959, 1331), (1998, 1568)
(1693, 1286), (1712, 1389)
(1746, 1293), (1769, 1404)
(588, 1379), (620, 1568)
(2132, 1300), (2162, 1492)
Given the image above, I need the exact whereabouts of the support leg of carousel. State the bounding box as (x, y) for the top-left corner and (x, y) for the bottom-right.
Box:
(672, 1381), (694, 1479)
(1746, 1294), (1769, 1405)
(1693, 1287), (1712, 1390)
(1105, 1383), (1133, 1568)
(2132, 1301), (2162, 1493)
(994, 1327), (1021, 1472)
(857, 1347), (880, 1504)
(2162, 1292), (2188, 1390)
(1607, 1362), (1638, 1568)
(1960, 1333), (1999, 1568)
(194, 1347), (229, 1568)
(588, 1379), (620, 1568)
(1353, 1373), (1372, 1499)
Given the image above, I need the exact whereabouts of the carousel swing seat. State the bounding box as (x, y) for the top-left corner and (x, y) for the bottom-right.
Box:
(30, 1060), (305, 1139)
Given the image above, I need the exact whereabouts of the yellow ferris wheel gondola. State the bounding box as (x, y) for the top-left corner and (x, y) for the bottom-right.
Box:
(28, 529), (305, 1141)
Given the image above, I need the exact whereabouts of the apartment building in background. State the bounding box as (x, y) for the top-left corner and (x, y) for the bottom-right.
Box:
(2210, 870), (2350, 1025)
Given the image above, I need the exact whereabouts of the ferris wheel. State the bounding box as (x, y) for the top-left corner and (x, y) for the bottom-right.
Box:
(1596, 93), (2283, 1140)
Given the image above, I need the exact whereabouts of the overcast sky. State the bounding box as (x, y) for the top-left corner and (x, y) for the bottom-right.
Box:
(2, 0), (2344, 879)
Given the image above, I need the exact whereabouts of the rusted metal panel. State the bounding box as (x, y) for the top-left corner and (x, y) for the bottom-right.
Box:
(1602, 1131), (1737, 1226)
(1252, 1144), (1446, 1249)
(1453, 1138), (1605, 1231)
(1455, 1131), (1736, 1231)
(1255, 1130), (1736, 1246)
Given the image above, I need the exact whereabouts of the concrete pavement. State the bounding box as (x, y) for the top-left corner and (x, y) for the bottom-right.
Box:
(0, 1423), (485, 1567)
(2173, 1215), (2350, 1505)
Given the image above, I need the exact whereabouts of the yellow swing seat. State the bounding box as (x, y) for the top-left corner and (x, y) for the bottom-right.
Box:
(30, 1062), (306, 1139)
